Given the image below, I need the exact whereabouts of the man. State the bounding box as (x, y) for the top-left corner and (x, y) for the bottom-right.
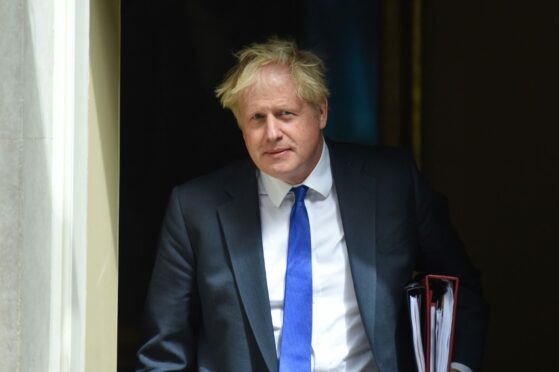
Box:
(137, 39), (488, 371)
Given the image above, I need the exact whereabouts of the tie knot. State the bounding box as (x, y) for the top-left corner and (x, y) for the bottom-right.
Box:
(292, 185), (308, 204)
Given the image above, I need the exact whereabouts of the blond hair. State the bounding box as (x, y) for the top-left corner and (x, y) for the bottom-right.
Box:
(215, 38), (330, 119)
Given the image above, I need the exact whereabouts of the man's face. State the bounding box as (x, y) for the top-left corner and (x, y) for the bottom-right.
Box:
(237, 64), (327, 185)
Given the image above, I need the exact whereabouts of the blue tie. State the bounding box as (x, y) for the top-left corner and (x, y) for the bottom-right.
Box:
(279, 186), (312, 372)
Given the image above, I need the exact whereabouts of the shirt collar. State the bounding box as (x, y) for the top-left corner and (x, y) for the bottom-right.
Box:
(258, 139), (333, 207)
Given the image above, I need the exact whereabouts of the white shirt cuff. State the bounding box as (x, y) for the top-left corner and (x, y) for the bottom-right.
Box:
(451, 362), (473, 372)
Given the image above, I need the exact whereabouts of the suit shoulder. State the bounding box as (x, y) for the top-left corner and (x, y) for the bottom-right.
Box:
(171, 159), (254, 207)
(328, 141), (416, 175)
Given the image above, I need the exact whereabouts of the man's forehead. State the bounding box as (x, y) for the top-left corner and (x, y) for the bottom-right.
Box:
(241, 68), (299, 103)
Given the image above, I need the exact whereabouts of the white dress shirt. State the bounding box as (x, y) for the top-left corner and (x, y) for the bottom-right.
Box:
(257, 141), (472, 372)
(258, 142), (376, 372)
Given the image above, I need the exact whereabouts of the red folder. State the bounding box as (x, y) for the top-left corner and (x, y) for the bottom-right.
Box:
(406, 274), (459, 372)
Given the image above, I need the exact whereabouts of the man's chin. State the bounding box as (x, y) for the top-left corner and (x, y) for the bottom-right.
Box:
(261, 165), (296, 183)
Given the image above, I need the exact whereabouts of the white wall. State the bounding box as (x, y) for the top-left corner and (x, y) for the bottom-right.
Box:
(0, 0), (53, 370)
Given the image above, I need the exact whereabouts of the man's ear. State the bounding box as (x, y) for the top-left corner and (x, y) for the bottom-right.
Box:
(318, 98), (328, 129)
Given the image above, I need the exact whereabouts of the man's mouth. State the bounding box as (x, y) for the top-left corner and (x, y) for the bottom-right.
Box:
(265, 148), (290, 157)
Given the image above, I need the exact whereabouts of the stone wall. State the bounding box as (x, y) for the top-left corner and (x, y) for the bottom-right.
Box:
(0, 0), (53, 370)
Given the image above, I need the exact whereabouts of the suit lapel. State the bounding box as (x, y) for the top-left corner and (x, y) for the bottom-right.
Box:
(217, 162), (278, 372)
(329, 145), (378, 353)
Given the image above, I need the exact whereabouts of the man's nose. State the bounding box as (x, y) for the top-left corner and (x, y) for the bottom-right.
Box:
(265, 116), (282, 141)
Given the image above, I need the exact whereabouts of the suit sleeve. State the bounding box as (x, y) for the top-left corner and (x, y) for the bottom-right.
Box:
(136, 188), (199, 371)
(410, 158), (489, 371)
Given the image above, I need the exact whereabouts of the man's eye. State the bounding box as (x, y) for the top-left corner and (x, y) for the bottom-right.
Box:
(280, 111), (293, 116)
(252, 113), (264, 120)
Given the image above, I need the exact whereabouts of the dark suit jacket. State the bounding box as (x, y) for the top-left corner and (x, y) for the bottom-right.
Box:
(137, 142), (488, 372)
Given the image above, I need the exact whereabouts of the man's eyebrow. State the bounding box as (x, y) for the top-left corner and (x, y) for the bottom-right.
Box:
(245, 111), (264, 121)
